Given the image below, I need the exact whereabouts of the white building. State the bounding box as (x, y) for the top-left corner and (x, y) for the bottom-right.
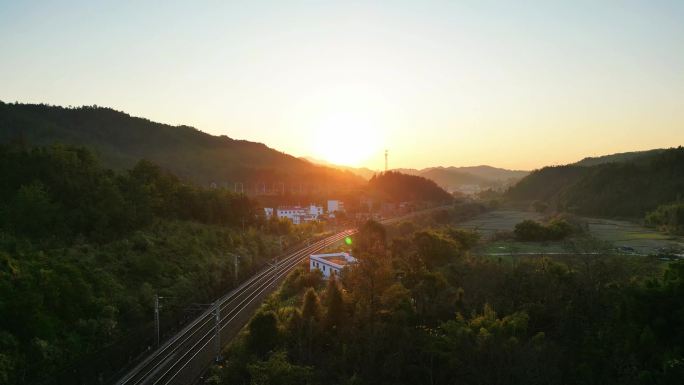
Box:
(327, 200), (345, 214)
(264, 207), (274, 219)
(275, 204), (323, 224)
(308, 204), (324, 217)
(277, 206), (308, 224)
(310, 252), (357, 279)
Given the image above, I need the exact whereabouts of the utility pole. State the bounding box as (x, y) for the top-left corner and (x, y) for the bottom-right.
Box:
(154, 295), (175, 348)
(154, 294), (160, 347)
(273, 255), (278, 287)
(213, 303), (222, 362)
(234, 254), (240, 283)
(385, 149), (388, 172)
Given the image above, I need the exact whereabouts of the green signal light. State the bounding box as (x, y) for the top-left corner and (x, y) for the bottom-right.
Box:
(345, 237), (352, 245)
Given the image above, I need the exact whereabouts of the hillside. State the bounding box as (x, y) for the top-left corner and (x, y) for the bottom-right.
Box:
(574, 148), (666, 167)
(0, 102), (364, 192)
(0, 145), (318, 384)
(301, 156), (377, 179)
(507, 147), (684, 218)
(367, 171), (453, 203)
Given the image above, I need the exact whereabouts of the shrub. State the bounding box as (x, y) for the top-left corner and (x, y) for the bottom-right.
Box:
(514, 219), (574, 241)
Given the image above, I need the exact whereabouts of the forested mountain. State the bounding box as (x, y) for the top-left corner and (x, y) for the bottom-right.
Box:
(301, 156), (377, 180)
(0, 102), (363, 190)
(507, 147), (684, 218)
(367, 171), (453, 203)
(0, 144), (318, 384)
(574, 148), (666, 167)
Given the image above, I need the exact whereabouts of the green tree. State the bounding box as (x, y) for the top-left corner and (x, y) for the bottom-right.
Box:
(355, 220), (387, 255)
(301, 289), (321, 321)
(247, 350), (313, 385)
(323, 277), (345, 331)
(444, 227), (480, 251)
(514, 220), (548, 241)
(5, 181), (58, 237)
(413, 230), (461, 268)
(247, 312), (279, 358)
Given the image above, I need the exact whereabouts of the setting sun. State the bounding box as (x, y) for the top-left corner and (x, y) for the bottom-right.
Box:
(312, 112), (382, 166)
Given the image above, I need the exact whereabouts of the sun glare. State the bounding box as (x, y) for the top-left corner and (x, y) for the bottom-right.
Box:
(312, 112), (382, 167)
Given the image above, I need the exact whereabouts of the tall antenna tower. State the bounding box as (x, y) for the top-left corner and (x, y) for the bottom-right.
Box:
(384, 149), (388, 172)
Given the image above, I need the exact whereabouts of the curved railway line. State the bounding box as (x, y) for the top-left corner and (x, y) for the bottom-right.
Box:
(115, 209), (441, 385)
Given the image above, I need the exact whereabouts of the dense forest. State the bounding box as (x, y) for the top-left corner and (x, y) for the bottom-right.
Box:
(367, 171), (453, 203)
(209, 216), (684, 385)
(506, 147), (684, 219)
(0, 145), (321, 385)
(0, 101), (363, 189)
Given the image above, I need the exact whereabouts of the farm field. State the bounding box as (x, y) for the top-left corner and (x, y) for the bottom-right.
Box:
(458, 210), (543, 236)
(585, 217), (684, 254)
(459, 210), (684, 256)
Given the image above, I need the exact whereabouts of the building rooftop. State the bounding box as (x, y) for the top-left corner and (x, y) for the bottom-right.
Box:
(278, 206), (304, 210)
(310, 252), (357, 268)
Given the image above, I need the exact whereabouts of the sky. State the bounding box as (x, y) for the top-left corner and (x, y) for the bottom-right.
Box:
(1, 0), (683, 170)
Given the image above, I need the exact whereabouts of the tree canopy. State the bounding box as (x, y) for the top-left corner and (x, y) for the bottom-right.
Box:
(0, 145), (320, 385)
(368, 171), (453, 203)
(506, 147), (684, 218)
(210, 216), (683, 385)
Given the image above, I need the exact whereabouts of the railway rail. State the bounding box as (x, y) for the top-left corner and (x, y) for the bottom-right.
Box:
(116, 207), (445, 385)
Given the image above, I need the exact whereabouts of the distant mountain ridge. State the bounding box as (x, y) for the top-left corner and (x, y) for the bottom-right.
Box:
(399, 166), (529, 192)
(304, 158), (528, 193)
(0, 102), (364, 193)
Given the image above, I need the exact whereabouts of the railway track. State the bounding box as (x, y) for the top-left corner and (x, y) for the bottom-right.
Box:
(116, 229), (355, 385)
(115, 207), (446, 385)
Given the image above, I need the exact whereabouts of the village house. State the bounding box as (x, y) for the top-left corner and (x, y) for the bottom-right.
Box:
(309, 252), (357, 279)
(269, 204), (324, 224)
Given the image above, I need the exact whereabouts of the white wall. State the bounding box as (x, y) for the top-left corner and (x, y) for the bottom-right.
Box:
(310, 260), (340, 278)
(277, 207), (306, 224)
(308, 205), (323, 217)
